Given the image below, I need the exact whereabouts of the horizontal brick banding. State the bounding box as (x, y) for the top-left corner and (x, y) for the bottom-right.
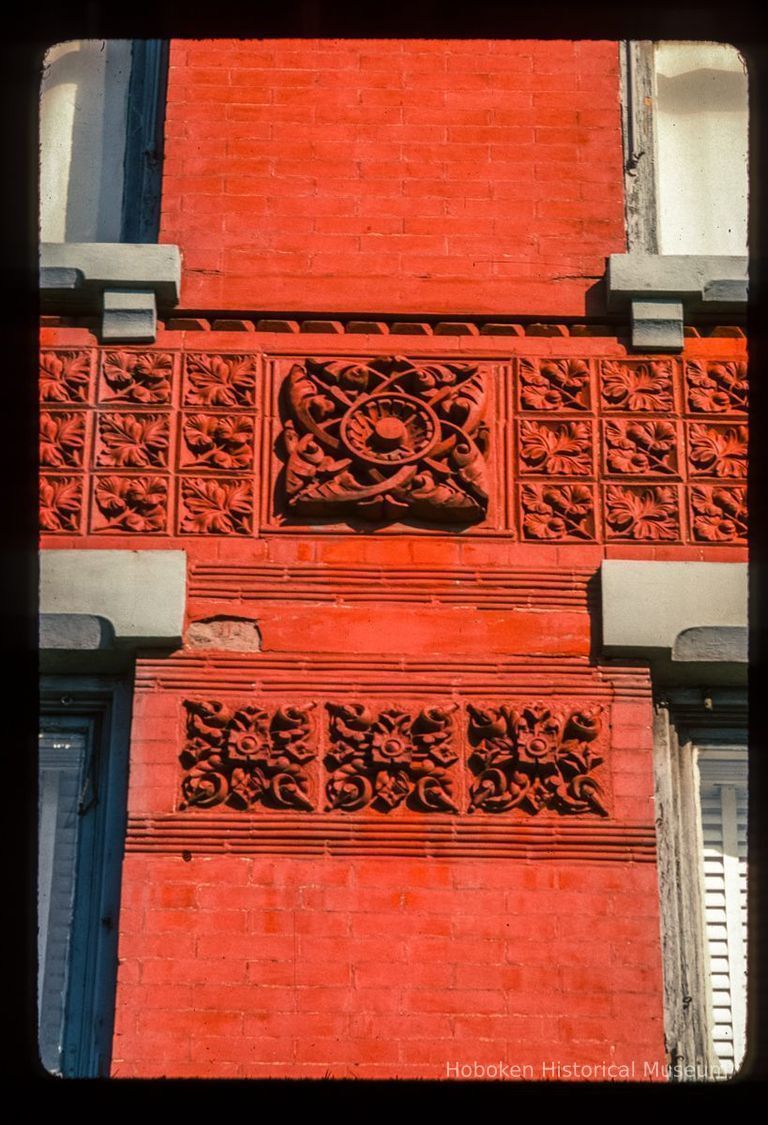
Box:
(42, 315), (749, 336)
(126, 813), (656, 862)
(133, 653), (652, 698)
(188, 563), (594, 609)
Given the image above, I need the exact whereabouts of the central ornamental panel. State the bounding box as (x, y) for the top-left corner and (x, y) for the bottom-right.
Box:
(280, 356), (490, 524)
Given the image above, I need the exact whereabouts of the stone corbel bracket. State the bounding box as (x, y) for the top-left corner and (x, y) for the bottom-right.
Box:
(606, 254), (748, 350)
(40, 242), (182, 343)
(600, 560), (747, 685)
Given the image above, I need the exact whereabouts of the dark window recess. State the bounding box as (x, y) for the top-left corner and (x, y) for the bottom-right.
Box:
(121, 40), (169, 244)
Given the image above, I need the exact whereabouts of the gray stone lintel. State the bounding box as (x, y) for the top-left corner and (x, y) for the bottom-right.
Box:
(40, 242), (181, 342)
(607, 253), (748, 349)
(607, 253), (748, 309)
(40, 549), (186, 649)
(601, 560), (747, 656)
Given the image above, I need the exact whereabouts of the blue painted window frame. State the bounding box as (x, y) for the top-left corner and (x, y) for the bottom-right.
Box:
(39, 677), (131, 1077)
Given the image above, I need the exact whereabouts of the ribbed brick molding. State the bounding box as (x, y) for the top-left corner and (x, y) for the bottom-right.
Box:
(126, 812), (657, 862)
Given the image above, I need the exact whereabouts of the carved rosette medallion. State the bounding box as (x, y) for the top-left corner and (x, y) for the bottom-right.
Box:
(325, 703), (459, 813)
(281, 357), (489, 523)
(180, 700), (316, 811)
(340, 393), (439, 465)
(467, 702), (607, 816)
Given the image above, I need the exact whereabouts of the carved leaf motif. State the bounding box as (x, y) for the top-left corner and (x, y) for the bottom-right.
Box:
(102, 352), (173, 403)
(94, 475), (167, 532)
(185, 355), (257, 406)
(181, 761), (230, 808)
(600, 360), (673, 412)
(605, 485), (679, 540)
(180, 478), (253, 534)
(40, 477), (81, 532)
(519, 358), (591, 411)
(229, 767), (268, 809)
(40, 412), (86, 468)
(317, 359), (380, 396)
(40, 351), (91, 403)
(183, 414), (255, 469)
(521, 484), (594, 540)
(686, 360), (748, 413)
(688, 423), (747, 479)
(98, 413), (169, 468)
(605, 420), (678, 475)
(519, 420), (592, 475)
(691, 485), (747, 542)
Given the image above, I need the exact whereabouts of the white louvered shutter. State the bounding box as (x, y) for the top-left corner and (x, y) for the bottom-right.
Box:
(698, 748), (748, 1077)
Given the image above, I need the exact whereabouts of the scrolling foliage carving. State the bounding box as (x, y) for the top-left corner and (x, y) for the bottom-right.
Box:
(176, 699), (612, 818)
(467, 702), (607, 816)
(180, 700), (316, 811)
(325, 703), (460, 813)
(281, 357), (489, 523)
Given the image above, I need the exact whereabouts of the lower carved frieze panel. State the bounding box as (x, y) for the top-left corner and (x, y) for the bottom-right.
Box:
(180, 700), (316, 811)
(326, 703), (460, 813)
(467, 703), (606, 816)
(179, 698), (610, 817)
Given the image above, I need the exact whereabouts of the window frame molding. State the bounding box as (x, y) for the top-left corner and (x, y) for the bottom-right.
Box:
(611, 40), (748, 350)
(38, 675), (132, 1077)
(620, 40), (660, 256)
(39, 39), (179, 342)
(653, 688), (748, 1080)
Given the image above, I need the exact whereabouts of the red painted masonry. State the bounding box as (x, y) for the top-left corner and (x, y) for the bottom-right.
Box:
(159, 39), (626, 315)
(39, 37), (748, 1080)
(39, 326), (747, 1079)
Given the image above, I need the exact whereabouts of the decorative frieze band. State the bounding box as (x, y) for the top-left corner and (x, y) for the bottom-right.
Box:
(178, 698), (611, 818)
(40, 347), (748, 543)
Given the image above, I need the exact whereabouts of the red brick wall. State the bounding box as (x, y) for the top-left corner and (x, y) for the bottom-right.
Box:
(159, 39), (626, 315)
(112, 855), (665, 1079)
